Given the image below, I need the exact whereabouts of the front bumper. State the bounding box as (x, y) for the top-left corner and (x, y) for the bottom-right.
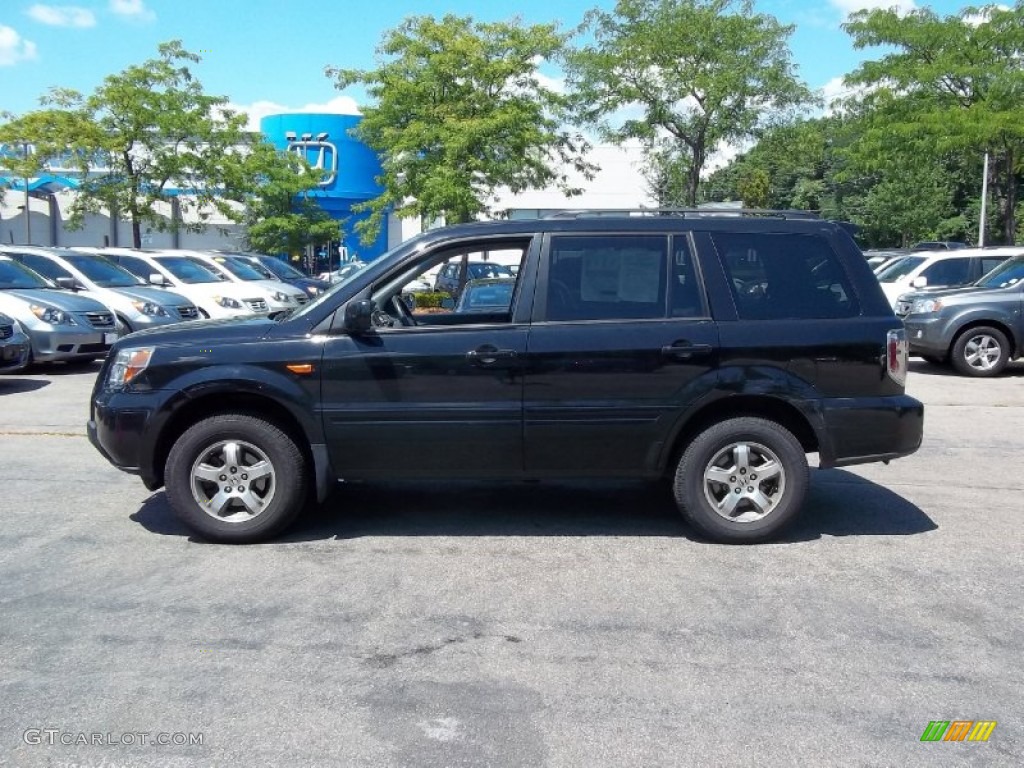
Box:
(27, 325), (116, 361)
(0, 331), (31, 371)
(903, 315), (950, 357)
(89, 388), (164, 488)
(816, 394), (924, 468)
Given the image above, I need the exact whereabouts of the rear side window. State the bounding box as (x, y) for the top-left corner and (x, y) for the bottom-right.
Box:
(712, 232), (859, 320)
(14, 253), (73, 281)
(546, 235), (667, 321)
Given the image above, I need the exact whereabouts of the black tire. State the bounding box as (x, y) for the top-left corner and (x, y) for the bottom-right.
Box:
(165, 413), (308, 543)
(951, 326), (1009, 377)
(672, 417), (809, 544)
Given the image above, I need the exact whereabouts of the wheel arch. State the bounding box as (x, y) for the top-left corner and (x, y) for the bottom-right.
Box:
(660, 394), (820, 477)
(150, 391), (317, 494)
(948, 319), (1018, 358)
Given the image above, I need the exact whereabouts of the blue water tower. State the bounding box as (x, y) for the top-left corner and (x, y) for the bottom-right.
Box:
(259, 113), (388, 263)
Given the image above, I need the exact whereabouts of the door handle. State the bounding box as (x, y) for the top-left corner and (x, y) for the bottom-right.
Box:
(467, 346), (519, 366)
(660, 341), (712, 361)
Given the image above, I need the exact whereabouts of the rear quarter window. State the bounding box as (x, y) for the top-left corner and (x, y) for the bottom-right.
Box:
(711, 232), (859, 320)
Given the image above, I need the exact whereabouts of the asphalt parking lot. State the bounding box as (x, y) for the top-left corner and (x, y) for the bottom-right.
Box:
(1, 359), (1022, 767)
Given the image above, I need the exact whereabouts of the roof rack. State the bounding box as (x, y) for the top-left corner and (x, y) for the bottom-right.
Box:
(543, 208), (821, 220)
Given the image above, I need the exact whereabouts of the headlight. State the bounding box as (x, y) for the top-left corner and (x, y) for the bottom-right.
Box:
(106, 346), (154, 389)
(214, 296), (243, 309)
(272, 291), (291, 303)
(911, 298), (943, 314)
(306, 285), (320, 296)
(131, 300), (169, 317)
(29, 304), (77, 325)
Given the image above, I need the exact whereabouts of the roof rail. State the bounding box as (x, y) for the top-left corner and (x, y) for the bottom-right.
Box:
(542, 208), (821, 220)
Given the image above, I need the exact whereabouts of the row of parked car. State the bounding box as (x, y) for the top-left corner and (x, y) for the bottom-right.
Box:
(0, 245), (328, 372)
(864, 244), (1024, 377)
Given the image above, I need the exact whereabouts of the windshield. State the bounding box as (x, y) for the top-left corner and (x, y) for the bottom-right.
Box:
(63, 253), (144, 288)
(203, 255), (272, 282)
(153, 256), (223, 284)
(976, 256), (1024, 289)
(877, 256), (925, 283)
(0, 258), (51, 289)
(258, 257), (305, 280)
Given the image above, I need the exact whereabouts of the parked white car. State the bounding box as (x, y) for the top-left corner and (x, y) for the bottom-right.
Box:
(169, 250), (308, 314)
(875, 247), (1017, 309)
(0, 245), (199, 333)
(90, 248), (272, 319)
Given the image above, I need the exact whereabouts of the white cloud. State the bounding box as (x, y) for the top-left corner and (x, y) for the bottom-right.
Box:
(226, 96), (362, 132)
(963, 5), (1009, 26)
(109, 0), (155, 22)
(829, 0), (917, 15)
(0, 25), (39, 66)
(27, 5), (97, 28)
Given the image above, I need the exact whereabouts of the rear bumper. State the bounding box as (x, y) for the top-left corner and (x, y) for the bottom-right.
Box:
(816, 395), (924, 468)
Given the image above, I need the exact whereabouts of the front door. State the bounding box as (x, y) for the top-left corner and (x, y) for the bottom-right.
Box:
(320, 236), (536, 479)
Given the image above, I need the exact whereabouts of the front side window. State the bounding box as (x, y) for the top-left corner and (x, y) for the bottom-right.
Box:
(545, 235), (667, 321)
(920, 258), (970, 286)
(712, 232), (858, 320)
(116, 256), (158, 281)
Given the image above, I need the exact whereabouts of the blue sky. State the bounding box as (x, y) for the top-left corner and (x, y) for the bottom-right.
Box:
(2, 0), (965, 125)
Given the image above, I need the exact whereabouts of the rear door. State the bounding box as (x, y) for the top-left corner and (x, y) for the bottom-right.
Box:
(522, 232), (719, 477)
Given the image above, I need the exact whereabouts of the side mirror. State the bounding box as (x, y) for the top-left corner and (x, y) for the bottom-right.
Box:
(343, 299), (375, 335)
(56, 276), (79, 291)
(911, 276), (928, 288)
(149, 273), (167, 286)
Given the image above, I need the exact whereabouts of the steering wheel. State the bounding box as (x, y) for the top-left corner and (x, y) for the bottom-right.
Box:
(387, 294), (417, 327)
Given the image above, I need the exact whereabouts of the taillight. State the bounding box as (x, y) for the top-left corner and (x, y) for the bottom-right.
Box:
(886, 328), (908, 386)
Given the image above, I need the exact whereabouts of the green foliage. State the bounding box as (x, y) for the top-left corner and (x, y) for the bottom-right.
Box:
(737, 168), (770, 208)
(328, 14), (594, 243)
(565, 0), (814, 205)
(224, 141), (341, 256)
(1, 41), (252, 248)
(841, 3), (1024, 243)
(409, 291), (452, 309)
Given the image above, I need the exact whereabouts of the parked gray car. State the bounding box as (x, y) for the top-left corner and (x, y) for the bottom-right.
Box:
(0, 312), (31, 372)
(899, 253), (1024, 376)
(0, 255), (118, 364)
(0, 246), (199, 332)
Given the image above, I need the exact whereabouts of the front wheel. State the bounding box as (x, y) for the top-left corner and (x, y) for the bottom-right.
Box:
(673, 417), (809, 543)
(951, 326), (1009, 377)
(165, 414), (308, 543)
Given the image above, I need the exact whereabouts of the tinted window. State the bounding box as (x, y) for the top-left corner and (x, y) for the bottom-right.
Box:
(63, 253), (141, 287)
(202, 256), (269, 281)
(712, 232), (858, 320)
(920, 258), (970, 285)
(16, 253), (73, 281)
(977, 256), (1024, 289)
(467, 263), (513, 280)
(546, 235), (667, 321)
(116, 255), (156, 280)
(980, 257), (1008, 277)
(255, 256), (304, 280)
(0, 258), (50, 289)
(154, 257), (222, 284)
(671, 237), (704, 317)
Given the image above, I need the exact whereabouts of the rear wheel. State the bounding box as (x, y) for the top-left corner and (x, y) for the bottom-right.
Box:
(165, 413), (308, 543)
(673, 417), (809, 543)
(951, 326), (1009, 377)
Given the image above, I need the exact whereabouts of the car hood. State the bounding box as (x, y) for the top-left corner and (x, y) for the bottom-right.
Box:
(105, 285), (193, 306)
(0, 287), (111, 312)
(120, 315), (277, 347)
(897, 285), (1007, 303)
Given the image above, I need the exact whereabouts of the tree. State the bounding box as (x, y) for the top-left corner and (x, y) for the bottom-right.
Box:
(0, 41), (251, 248)
(842, 3), (1024, 243)
(226, 141), (341, 257)
(327, 14), (594, 241)
(565, 0), (814, 206)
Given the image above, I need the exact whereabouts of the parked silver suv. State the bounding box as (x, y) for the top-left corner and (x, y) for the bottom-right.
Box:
(0, 246), (199, 333)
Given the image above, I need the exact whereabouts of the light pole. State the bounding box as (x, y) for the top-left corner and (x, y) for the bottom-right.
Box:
(978, 152), (989, 248)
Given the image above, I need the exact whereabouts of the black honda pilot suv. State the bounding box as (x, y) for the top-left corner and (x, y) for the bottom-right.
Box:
(89, 212), (923, 544)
